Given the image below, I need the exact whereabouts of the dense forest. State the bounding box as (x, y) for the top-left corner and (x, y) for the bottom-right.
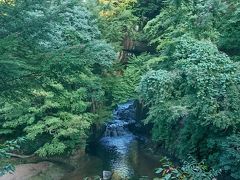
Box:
(0, 0), (239, 179)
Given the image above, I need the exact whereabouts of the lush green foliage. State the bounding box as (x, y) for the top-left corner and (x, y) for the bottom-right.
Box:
(218, 0), (240, 56)
(108, 54), (154, 103)
(0, 138), (25, 176)
(154, 156), (220, 179)
(86, 0), (138, 50)
(144, 0), (228, 49)
(1, 0), (240, 179)
(0, 0), (116, 157)
(219, 134), (240, 179)
(139, 36), (240, 174)
(135, 0), (240, 179)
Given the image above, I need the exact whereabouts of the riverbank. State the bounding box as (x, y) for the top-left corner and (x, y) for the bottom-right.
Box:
(0, 101), (165, 180)
(0, 162), (64, 180)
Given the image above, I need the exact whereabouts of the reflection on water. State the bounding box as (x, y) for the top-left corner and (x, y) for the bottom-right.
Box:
(99, 101), (139, 178)
(63, 101), (161, 179)
(94, 136), (160, 179)
(61, 141), (160, 179)
(61, 155), (103, 180)
(89, 101), (160, 179)
(99, 134), (136, 178)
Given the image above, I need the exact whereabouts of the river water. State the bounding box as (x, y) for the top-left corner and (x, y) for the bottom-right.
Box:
(65, 101), (160, 179)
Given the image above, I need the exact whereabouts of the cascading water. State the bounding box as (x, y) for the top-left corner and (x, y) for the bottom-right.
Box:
(99, 101), (137, 178)
(103, 101), (136, 137)
(64, 101), (161, 179)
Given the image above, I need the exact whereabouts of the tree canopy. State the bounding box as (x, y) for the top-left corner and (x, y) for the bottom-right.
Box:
(0, 0), (116, 157)
(0, 0), (240, 179)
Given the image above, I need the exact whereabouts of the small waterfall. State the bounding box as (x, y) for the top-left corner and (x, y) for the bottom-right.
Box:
(83, 100), (160, 179)
(104, 121), (127, 137)
(103, 101), (136, 138)
(99, 101), (137, 178)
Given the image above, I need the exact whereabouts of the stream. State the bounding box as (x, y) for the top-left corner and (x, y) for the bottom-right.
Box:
(63, 101), (160, 179)
(1, 101), (161, 180)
